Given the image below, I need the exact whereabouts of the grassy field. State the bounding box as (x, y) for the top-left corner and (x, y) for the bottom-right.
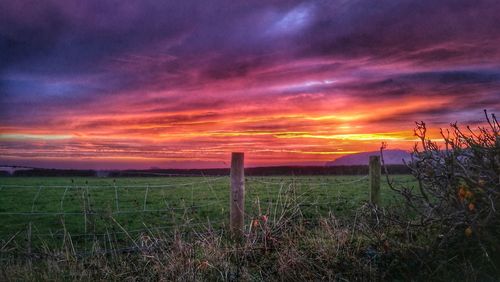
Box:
(0, 175), (415, 253)
(2, 175), (497, 281)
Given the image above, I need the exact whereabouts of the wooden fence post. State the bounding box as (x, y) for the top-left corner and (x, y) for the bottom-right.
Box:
(369, 155), (381, 205)
(496, 137), (500, 184)
(230, 152), (245, 238)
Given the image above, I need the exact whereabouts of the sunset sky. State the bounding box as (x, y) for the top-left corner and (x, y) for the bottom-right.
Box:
(1, 0), (500, 169)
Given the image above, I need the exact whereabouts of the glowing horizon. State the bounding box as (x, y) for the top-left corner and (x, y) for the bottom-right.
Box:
(1, 1), (499, 169)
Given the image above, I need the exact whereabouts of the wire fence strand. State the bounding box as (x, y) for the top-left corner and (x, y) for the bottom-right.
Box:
(0, 175), (417, 256)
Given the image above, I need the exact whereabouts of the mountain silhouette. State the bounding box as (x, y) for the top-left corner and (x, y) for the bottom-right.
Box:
(326, 150), (411, 166)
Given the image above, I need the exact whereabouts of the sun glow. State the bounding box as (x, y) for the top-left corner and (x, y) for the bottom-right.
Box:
(1, 0), (494, 170)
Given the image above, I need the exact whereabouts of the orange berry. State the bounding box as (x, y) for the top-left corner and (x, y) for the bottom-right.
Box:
(468, 203), (475, 211)
(252, 219), (260, 228)
(458, 187), (466, 201)
(465, 227), (473, 238)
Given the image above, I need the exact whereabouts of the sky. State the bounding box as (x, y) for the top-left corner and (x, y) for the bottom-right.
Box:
(1, 0), (500, 169)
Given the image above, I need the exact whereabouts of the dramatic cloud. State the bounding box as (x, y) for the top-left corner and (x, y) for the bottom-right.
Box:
(1, 0), (499, 168)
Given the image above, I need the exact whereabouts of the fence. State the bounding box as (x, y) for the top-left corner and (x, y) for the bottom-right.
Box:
(0, 153), (412, 257)
(228, 152), (381, 237)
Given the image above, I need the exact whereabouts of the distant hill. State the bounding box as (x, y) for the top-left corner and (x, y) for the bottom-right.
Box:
(326, 150), (411, 166)
(1, 164), (411, 177)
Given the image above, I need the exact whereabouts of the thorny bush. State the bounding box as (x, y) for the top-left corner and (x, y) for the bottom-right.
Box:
(382, 110), (500, 273)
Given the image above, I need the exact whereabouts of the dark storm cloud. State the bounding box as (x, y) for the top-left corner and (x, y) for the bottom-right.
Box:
(341, 70), (500, 96)
(401, 70), (500, 85)
(0, 0), (314, 115)
(2, 0), (500, 92)
(0, 1), (194, 73)
(298, 0), (500, 62)
(0, 0), (303, 74)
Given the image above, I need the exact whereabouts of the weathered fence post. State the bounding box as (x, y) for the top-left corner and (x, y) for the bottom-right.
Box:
(496, 137), (500, 184)
(230, 152), (245, 238)
(369, 155), (381, 205)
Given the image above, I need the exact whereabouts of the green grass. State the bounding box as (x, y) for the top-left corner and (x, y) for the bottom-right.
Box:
(3, 175), (495, 281)
(0, 175), (416, 252)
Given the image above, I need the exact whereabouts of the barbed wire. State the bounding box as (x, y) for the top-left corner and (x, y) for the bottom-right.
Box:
(110, 171), (230, 177)
(0, 175), (417, 253)
(0, 176), (228, 189)
(0, 175), (417, 189)
(0, 201), (227, 216)
(0, 175), (390, 219)
(248, 175), (369, 186)
(391, 179), (417, 184)
(0, 197), (355, 242)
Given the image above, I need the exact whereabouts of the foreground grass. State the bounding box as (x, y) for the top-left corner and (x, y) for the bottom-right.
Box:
(3, 175), (496, 281)
(1, 203), (495, 281)
(0, 175), (412, 251)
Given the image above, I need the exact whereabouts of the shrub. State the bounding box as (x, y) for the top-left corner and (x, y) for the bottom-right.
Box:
(382, 110), (500, 276)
